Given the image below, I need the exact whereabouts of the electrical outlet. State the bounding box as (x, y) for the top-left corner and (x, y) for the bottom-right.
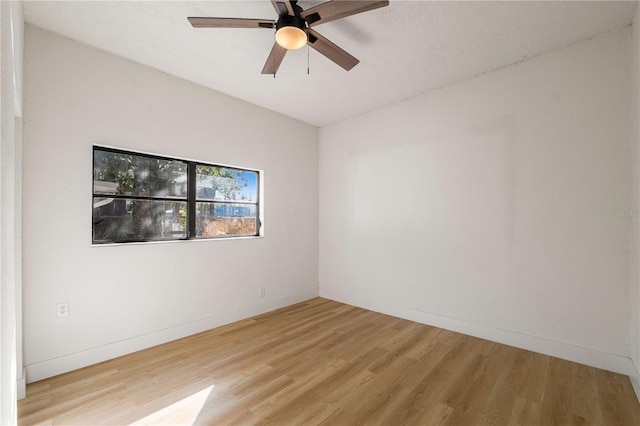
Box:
(57, 302), (68, 318)
(259, 288), (265, 298)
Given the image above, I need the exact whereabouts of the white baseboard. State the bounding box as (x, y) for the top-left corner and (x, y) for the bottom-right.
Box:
(631, 358), (640, 403)
(17, 368), (26, 400)
(319, 288), (631, 376)
(26, 288), (319, 383)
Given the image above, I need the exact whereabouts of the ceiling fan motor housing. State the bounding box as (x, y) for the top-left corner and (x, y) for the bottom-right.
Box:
(276, 14), (307, 33)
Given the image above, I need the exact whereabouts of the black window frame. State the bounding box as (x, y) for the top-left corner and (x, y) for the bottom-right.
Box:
(92, 146), (261, 244)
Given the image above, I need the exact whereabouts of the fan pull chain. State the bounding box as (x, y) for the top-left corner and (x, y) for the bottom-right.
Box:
(307, 42), (310, 75)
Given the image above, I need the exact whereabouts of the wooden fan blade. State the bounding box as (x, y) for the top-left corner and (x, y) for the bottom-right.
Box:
(307, 29), (359, 71)
(270, 0), (295, 16)
(262, 42), (288, 74)
(188, 17), (275, 29)
(301, 0), (389, 27)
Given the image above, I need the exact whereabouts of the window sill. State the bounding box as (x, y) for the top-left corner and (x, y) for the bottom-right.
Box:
(91, 234), (264, 247)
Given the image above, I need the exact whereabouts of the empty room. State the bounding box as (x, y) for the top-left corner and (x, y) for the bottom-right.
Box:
(2, 0), (640, 424)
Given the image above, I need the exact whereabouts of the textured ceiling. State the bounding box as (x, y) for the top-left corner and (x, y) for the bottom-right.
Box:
(24, 1), (636, 127)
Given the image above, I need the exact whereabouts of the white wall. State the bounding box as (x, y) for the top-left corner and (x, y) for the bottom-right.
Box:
(320, 29), (632, 373)
(630, 2), (640, 397)
(22, 26), (318, 382)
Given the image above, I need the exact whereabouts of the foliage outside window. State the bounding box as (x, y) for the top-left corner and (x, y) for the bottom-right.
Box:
(92, 147), (260, 244)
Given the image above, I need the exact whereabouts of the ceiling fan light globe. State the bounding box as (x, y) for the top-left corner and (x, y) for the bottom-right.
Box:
(275, 26), (307, 50)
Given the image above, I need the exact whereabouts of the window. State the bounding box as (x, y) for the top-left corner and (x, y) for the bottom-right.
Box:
(92, 147), (260, 244)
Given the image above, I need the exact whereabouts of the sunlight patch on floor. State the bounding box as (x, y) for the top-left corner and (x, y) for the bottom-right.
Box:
(129, 385), (215, 425)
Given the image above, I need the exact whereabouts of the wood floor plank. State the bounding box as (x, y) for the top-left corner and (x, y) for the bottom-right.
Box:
(507, 396), (543, 425)
(18, 298), (640, 425)
(541, 357), (574, 424)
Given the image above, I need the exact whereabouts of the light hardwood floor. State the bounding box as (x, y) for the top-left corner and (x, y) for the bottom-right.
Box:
(19, 298), (640, 425)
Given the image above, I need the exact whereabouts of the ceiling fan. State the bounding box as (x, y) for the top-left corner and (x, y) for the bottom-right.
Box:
(188, 0), (389, 75)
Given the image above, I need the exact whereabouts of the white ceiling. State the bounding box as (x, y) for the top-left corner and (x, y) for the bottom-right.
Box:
(24, 1), (636, 127)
